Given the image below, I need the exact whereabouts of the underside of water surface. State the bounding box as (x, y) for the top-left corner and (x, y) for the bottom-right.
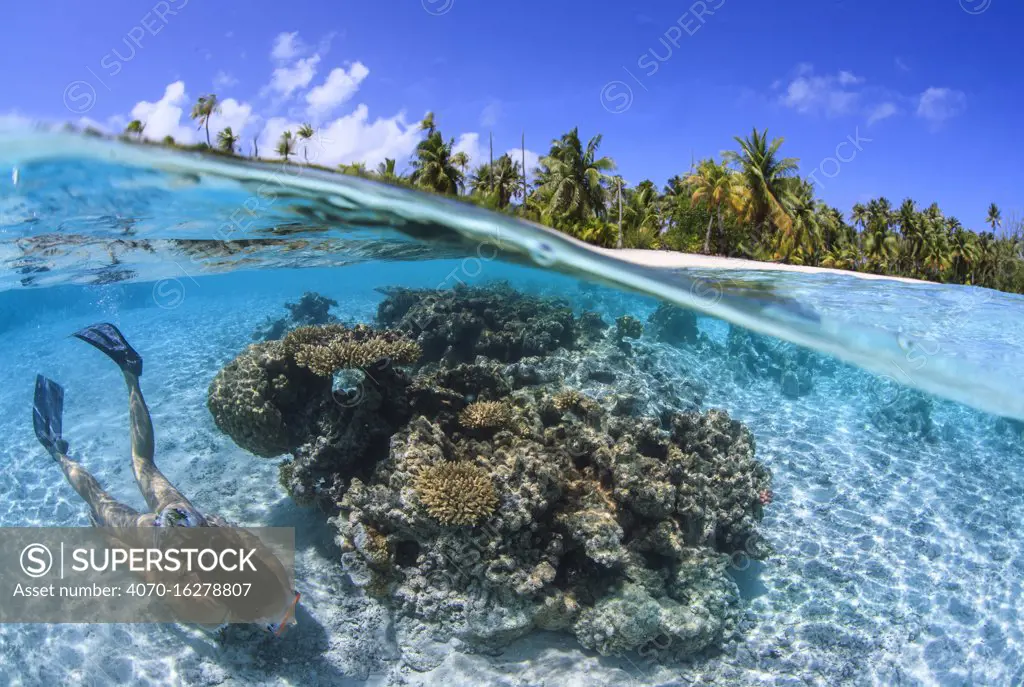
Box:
(0, 134), (1022, 686)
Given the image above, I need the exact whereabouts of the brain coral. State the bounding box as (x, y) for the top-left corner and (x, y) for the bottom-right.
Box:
(412, 460), (499, 526)
(206, 341), (314, 458)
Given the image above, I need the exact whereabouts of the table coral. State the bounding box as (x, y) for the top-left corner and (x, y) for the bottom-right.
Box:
(283, 323), (421, 376)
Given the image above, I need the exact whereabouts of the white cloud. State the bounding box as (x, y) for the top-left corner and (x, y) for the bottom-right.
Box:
(77, 115), (112, 133)
(916, 87), (966, 125)
(257, 105), (423, 167)
(0, 112), (33, 131)
(453, 132), (484, 169)
(867, 102), (898, 125)
(213, 70), (238, 90)
(305, 63), (370, 117)
(450, 132), (539, 181)
(126, 83), (257, 147)
(779, 65), (861, 116)
(480, 101), (501, 128)
(895, 57), (911, 73)
(130, 81), (196, 143)
(217, 98), (258, 141)
(505, 147), (541, 179)
(264, 55), (321, 98)
(271, 32), (305, 62)
(104, 114), (128, 133)
(838, 70), (863, 86)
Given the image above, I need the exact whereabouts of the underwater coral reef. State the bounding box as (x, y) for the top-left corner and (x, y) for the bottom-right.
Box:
(252, 291), (340, 341)
(208, 283), (774, 662)
(726, 328), (835, 399)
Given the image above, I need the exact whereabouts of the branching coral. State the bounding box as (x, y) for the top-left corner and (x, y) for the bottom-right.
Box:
(412, 460), (499, 526)
(459, 400), (512, 430)
(283, 323), (421, 376)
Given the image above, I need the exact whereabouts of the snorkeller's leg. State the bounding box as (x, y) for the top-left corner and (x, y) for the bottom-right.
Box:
(73, 323), (197, 515)
(33, 374), (150, 528)
(123, 370), (199, 515)
(55, 451), (154, 528)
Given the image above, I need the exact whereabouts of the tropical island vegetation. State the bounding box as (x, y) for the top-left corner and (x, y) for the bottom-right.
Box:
(113, 92), (1024, 295)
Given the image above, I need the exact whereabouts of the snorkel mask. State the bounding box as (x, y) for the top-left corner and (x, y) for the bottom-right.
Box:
(264, 591), (300, 637)
(155, 505), (204, 528)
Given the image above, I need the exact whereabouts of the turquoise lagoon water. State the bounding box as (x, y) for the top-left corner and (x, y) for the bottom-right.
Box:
(0, 133), (1022, 685)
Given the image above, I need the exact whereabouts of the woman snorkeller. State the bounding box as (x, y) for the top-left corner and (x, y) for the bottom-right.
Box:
(32, 323), (299, 636)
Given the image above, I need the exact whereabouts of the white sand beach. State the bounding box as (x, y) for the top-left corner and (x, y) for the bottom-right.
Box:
(597, 248), (931, 284)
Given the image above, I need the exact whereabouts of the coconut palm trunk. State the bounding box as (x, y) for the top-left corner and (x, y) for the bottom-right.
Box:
(716, 206), (725, 255)
(617, 181), (623, 249)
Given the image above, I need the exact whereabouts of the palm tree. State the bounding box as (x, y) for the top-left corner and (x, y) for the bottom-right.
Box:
(723, 128), (799, 246)
(489, 154), (524, 209)
(862, 232), (898, 273)
(950, 227), (979, 283)
(296, 123), (315, 163)
(776, 179), (822, 264)
(920, 222), (951, 279)
(816, 204), (854, 255)
(534, 127), (616, 226)
(987, 203), (1002, 232)
(124, 119), (145, 140)
(821, 243), (860, 271)
(608, 175), (626, 248)
(574, 218), (618, 248)
(893, 198), (923, 276)
(276, 130), (295, 161)
(686, 159), (736, 255)
(162, 135), (175, 146)
(622, 180), (663, 249)
(860, 197), (898, 273)
(419, 112), (436, 135)
(850, 202), (870, 232)
(339, 162), (369, 177)
(190, 94), (220, 147)
(216, 127), (239, 154)
(451, 151), (470, 178)
(409, 131), (462, 195)
(375, 158), (403, 183)
(470, 163), (494, 197)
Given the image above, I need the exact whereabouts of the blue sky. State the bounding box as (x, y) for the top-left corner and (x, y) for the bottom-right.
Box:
(0, 0), (1020, 229)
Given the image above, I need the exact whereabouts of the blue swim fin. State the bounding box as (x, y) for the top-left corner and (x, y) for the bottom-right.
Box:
(72, 323), (143, 376)
(33, 375), (69, 456)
